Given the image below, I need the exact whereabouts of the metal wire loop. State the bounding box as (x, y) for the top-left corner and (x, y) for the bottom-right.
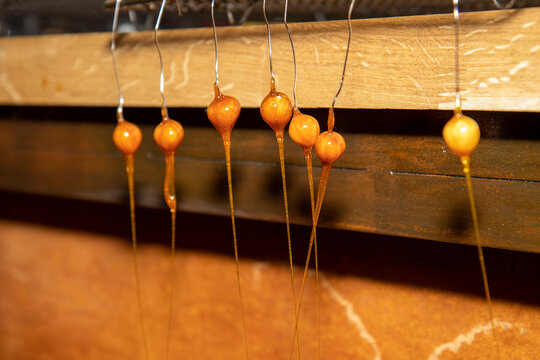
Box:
(211, 0), (220, 87)
(262, 0), (274, 81)
(154, 0), (169, 118)
(453, 0), (461, 111)
(330, 0), (356, 111)
(283, 0), (297, 109)
(111, 0), (125, 118)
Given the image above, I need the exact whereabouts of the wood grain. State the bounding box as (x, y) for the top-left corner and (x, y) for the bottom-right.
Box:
(0, 119), (538, 252)
(1, 9), (539, 110)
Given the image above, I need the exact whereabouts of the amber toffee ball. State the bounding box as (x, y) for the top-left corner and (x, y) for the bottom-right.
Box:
(153, 118), (185, 152)
(288, 112), (320, 149)
(443, 113), (480, 158)
(260, 91), (293, 134)
(315, 131), (346, 165)
(113, 120), (142, 156)
(207, 94), (241, 138)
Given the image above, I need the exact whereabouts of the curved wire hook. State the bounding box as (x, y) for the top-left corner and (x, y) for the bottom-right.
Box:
(111, 0), (125, 119)
(262, 0), (275, 81)
(283, 0), (297, 110)
(330, 0), (356, 112)
(492, 0), (516, 9)
(154, 0), (169, 118)
(211, 0), (220, 88)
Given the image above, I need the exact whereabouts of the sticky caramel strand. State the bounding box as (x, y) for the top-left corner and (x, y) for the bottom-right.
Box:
(125, 153), (151, 360)
(224, 138), (250, 360)
(462, 157), (500, 357)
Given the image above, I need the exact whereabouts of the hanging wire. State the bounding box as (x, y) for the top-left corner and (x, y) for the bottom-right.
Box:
(111, 0), (125, 118)
(492, 0), (516, 9)
(262, 0), (274, 80)
(175, 0), (183, 15)
(330, 0), (356, 111)
(154, 0), (169, 118)
(453, 0), (461, 111)
(211, 0), (219, 87)
(283, 0), (297, 109)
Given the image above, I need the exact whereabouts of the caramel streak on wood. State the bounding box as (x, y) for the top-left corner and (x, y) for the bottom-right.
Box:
(464, 48), (485, 56)
(511, 34), (525, 42)
(0, 74), (22, 103)
(465, 29), (488, 38)
(390, 38), (408, 50)
(319, 37), (339, 51)
(427, 320), (525, 360)
(0, 8), (539, 111)
(415, 38), (436, 63)
(252, 262), (269, 289)
(322, 276), (382, 360)
(122, 79), (141, 91)
(407, 75), (423, 91)
(173, 40), (202, 91)
(163, 62), (178, 87)
(509, 61), (529, 75)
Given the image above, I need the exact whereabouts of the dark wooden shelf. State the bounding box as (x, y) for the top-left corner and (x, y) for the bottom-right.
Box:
(1, 109), (538, 253)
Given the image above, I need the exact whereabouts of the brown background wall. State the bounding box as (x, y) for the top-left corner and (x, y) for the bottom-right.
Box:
(0, 192), (538, 360)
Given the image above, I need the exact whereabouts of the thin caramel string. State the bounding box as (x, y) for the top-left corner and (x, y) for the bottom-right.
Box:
(309, 153), (322, 360)
(164, 209), (176, 360)
(276, 134), (301, 359)
(224, 139), (250, 360)
(164, 151), (177, 360)
(461, 157), (500, 358)
(125, 154), (150, 360)
(289, 163), (331, 358)
(313, 222), (321, 360)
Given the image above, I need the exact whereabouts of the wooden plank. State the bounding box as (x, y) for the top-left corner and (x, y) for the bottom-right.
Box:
(1, 9), (539, 111)
(1, 119), (538, 181)
(0, 119), (538, 252)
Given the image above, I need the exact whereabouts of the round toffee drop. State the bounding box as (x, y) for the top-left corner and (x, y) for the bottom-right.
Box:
(207, 92), (241, 139)
(154, 118), (185, 152)
(260, 90), (293, 134)
(315, 131), (346, 165)
(113, 119), (142, 156)
(443, 112), (480, 158)
(288, 111), (320, 149)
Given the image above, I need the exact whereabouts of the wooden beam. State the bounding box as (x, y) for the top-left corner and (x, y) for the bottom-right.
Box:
(0, 118), (538, 253)
(1, 8), (539, 111)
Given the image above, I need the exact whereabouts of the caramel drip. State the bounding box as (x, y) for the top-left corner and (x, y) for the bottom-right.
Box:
(461, 156), (500, 357)
(164, 152), (177, 212)
(125, 153), (150, 360)
(290, 163), (331, 358)
(164, 151), (177, 360)
(224, 138), (250, 360)
(276, 134), (301, 359)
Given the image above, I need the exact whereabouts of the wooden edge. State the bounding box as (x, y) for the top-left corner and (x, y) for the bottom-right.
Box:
(0, 8), (539, 110)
